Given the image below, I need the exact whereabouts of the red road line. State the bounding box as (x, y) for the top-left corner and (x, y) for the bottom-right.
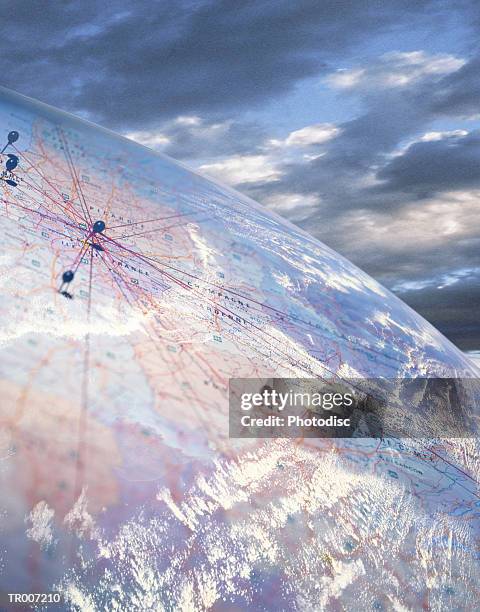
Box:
(114, 215), (210, 240)
(56, 127), (91, 224)
(107, 210), (197, 231)
(101, 234), (404, 367)
(19, 176), (86, 226)
(12, 143), (89, 225)
(1, 197), (82, 233)
(57, 128), (93, 226)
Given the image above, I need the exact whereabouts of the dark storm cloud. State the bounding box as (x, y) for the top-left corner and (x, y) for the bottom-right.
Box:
(243, 88), (434, 215)
(242, 47), (479, 220)
(161, 119), (266, 160)
(296, 187), (480, 351)
(236, 42), (477, 217)
(0, 0), (435, 129)
(377, 130), (480, 195)
(397, 275), (480, 351)
(431, 54), (480, 117)
(267, 62), (480, 214)
(231, 46), (480, 349)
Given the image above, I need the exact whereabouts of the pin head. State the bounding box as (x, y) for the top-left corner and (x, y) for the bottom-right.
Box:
(7, 131), (19, 144)
(92, 220), (106, 233)
(6, 154), (18, 171)
(62, 270), (74, 283)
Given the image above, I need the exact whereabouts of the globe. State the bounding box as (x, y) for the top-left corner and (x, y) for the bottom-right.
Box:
(0, 86), (478, 610)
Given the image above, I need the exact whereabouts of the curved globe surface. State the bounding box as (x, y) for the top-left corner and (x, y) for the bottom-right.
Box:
(0, 87), (479, 610)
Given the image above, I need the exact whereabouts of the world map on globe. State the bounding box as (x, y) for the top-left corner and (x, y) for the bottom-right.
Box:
(0, 86), (479, 610)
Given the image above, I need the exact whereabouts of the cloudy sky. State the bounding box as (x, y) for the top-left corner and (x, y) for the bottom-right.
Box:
(1, 1), (479, 351)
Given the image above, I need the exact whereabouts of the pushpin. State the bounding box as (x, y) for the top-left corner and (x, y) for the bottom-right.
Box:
(63, 270), (74, 283)
(1, 150), (19, 186)
(6, 154), (18, 171)
(92, 220), (106, 233)
(58, 269), (75, 298)
(1, 131), (19, 153)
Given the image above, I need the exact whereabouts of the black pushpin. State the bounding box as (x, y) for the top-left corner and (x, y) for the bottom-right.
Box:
(63, 270), (74, 283)
(1, 152), (19, 185)
(6, 154), (18, 171)
(91, 242), (104, 251)
(92, 220), (105, 233)
(58, 269), (75, 298)
(1, 131), (19, 153)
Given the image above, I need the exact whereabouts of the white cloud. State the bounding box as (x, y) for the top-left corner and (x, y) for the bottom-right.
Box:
(126, 114), (341, 194)
(392, 267), (480, 293)
(382, 51), (465, 86)
(174, 116), (231, 136)
(198, 154), (281, 184)
(388, 129), (470, 160)
(175, 115), (202, 126)
(26, 501), (55, 549)
(262, 193), (321, 222)
(124, 129), (170, 148)
(327, 51), (465, 90)
(124, 115), (235, 153)
(263, 192), (319, 212)
(326, 68), (365, 89)
(334, 190), (480, 261)
(419, 129), (468, 142)
(125, 115), (342, 190)
(269, 123), (341, 148)
(195, 120), (341, 186)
